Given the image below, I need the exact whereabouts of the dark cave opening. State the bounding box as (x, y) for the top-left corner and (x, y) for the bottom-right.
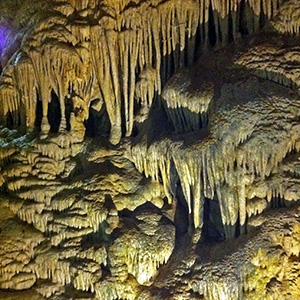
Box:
(174, 182), (190, 239)
(259, 0), (267, 28)
(5, 109), (22, 129)
(201, 198), (226, 243)
(228, 6), (234, 44)
(85, 99), (111, 138)
(65, 96), (73, 131)
(239, 0), (249, 36)
(34, 92), (42, 130)
(48, 90), (61, 133)
(5, 110), (14, 129)
(208, 4), (217, 47)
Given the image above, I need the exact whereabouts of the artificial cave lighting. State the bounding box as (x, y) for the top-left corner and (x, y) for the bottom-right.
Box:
(0, 0), (300, 299)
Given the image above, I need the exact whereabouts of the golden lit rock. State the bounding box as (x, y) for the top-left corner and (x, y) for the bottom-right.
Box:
(0, 0), (299, 299)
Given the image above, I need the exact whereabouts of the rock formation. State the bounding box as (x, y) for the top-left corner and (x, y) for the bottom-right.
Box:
(0, 0), (300, 299)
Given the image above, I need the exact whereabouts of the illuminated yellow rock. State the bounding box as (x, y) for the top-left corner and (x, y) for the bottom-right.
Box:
(0, 0), (299, 300)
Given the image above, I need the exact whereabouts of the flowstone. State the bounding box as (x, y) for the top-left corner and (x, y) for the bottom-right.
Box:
(0, 0), (300, 299)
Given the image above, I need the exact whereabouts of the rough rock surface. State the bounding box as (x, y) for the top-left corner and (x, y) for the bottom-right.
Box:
(0, 0), (300, 299)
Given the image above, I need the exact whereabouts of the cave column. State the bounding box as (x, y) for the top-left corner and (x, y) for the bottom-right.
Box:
(59, 93), (67, 132)
(41, 95), (50, 136)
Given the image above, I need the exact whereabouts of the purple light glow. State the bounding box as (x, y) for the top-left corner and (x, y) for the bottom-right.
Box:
(0, 25), (11, 52)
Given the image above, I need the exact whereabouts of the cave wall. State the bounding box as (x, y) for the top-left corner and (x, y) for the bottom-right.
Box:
(0, 0), (300, 300)
(0, 0), (284, 143)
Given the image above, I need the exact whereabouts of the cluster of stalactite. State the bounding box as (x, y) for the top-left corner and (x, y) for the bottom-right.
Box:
(129, 60), (300, 234)
(0, 1), (300, 299)
(0, 0), (285, 144)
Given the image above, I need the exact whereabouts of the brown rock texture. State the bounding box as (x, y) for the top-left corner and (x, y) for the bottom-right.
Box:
(0, 0), (300, 299)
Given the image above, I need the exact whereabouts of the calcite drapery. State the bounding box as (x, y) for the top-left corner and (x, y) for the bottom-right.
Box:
(0, 0), (284, 143)
(0, 0), (300, 300)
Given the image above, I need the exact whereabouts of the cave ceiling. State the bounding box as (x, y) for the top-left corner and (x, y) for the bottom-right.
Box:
(0, 0), (300, 299)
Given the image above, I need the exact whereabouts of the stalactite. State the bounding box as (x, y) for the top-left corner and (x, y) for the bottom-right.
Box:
(43, 44), (76, 132)
(129, 70), (300, 232)
(0, 0), (294, 233)
(25, 49), (52, 135)
(90, 25), (122, 144)
(12, 53), (37, 131)
(0, 0), (283, 143)
(0, 2), (299, 299)
(0, 71), (20, 128)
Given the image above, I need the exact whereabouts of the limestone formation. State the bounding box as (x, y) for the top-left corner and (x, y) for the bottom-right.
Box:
(0, 0), (300, 299)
